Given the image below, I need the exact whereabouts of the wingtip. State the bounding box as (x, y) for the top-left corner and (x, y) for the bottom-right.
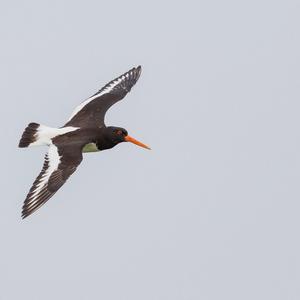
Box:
(133, 65), (142, 80)
(21, 212), (28, 219)
(136, 65), (142, 73)
(21, 202), (38, 219)
(21, 207), (30, 219)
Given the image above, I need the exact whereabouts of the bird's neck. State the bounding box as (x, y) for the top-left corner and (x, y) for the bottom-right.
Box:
(96, 139), (116, 151)
(95, 127), (118, 151)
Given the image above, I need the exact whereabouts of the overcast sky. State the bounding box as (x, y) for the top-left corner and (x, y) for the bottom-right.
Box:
(1, 0), (300, 299)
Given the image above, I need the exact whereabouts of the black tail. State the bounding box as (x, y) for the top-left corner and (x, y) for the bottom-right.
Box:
(18, 122), (40, 148)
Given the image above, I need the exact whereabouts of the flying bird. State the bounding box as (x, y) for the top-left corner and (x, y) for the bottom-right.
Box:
(19, 66), (150, 219)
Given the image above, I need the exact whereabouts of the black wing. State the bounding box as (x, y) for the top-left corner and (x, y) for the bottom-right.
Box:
(64, 66), (142, 128)
(22, 144), (83, 219)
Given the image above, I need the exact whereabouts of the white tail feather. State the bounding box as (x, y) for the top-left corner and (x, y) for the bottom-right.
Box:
(19, 123), (79, 148)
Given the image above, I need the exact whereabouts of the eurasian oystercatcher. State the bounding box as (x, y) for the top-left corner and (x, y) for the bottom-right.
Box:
(19, 66), (150, 218)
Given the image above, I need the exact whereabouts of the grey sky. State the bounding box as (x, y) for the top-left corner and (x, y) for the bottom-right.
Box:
(1, 0), (300, 299)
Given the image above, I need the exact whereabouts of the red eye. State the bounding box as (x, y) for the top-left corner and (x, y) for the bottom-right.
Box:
(116, 130), (122, 135)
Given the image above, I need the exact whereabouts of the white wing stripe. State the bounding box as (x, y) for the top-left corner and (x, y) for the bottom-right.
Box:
(27, 145), (61, 202)
(67, 74), (127, 122)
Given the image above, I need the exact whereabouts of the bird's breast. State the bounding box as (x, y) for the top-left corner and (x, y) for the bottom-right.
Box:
(82, 143), (100, 153)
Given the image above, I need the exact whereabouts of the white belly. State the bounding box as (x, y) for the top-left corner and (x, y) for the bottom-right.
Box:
(82, 143), (100, 153)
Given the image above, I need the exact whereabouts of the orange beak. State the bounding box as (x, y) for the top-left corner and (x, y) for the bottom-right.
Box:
(124, 135), (151, 150)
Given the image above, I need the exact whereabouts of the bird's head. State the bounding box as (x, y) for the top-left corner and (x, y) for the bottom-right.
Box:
(104, 126), (151, 150)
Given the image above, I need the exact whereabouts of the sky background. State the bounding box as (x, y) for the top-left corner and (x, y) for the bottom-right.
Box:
(1, 0), (300, 299)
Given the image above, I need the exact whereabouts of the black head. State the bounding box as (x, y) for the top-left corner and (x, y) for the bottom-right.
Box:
(105, 126), (128, 145)
(100, 126), (150, 150)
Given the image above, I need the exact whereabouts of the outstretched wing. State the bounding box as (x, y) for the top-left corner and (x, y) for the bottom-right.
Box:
(64, 66), (142, 128)
(22, 144), (83, 219)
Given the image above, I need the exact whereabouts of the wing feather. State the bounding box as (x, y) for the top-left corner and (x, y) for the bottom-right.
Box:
(65, 66), (142, 128)
(21, 145), (83, 218)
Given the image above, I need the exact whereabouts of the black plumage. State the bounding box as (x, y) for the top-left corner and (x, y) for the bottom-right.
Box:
(19, 66), (150, 219)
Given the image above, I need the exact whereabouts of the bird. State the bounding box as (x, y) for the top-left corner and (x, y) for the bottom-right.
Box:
(18, 66), (150, 219)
